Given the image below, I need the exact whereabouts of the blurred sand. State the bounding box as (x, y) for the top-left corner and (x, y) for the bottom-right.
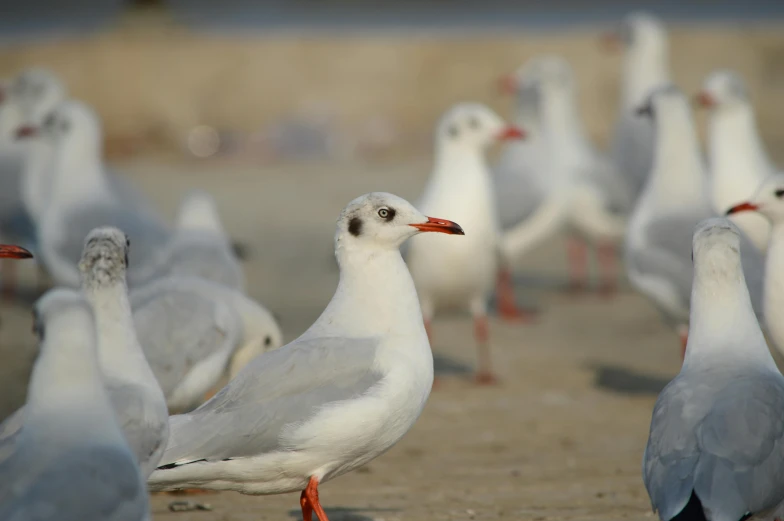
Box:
(2, 157), (685, 520)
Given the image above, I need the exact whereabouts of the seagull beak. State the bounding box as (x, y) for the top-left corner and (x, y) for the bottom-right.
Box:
(693, 91), (716, 109)
(496, 126), (526, 141)
(498, 74), (517, 94)
(15, 126), (37, 140)
(0, 244), (33, 259)
(410, 217), (465, 235)
(725, 202), (759, 215)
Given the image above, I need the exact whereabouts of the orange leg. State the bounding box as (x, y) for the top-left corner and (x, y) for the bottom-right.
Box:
(300, 476), (329, 521)
(473, 315), (497, 385)
(597, 242), (617, 297)
(567, 236), (588, 294)
(495, 268), (533, 323)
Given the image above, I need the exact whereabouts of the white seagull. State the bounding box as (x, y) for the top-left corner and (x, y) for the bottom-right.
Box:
(147, 192), (463, 521)
(643, 218), (784, 521)
(0, 290), (150, 521)
(407, 103), (525, 384)
(696, 69), (776, 252)
(604, 12), (671, 200)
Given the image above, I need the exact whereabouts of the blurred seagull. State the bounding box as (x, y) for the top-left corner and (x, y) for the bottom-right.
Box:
(148, 192), (462, 521)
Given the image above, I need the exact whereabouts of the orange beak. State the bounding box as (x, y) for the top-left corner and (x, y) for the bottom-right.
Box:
(600, 32), (622, 52)
(498, 74), (517, 95)
(0, 244), (33, 259)
(694, 91), (716, 109)
(15, 126), (38, 139)
(496, 126), (526, 141)
(410, 217), (465, 235)
(725, 202), (759, 215)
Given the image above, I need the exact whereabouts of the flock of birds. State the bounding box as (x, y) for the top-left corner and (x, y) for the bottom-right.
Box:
(0, 9), (782, 521)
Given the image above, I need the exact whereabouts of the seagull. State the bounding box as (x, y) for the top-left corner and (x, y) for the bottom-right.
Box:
(643, 217), (784, 521)
(696, 69), (775, 252)
(497, 56), (631, 294)
(132, 189), (245, 291)
(0, 228), (169, 478)
(603, 12), (671, 201)
(406, 103), (525, 384)
(625, 85), (764, 357)
(147, 192), (463, 521)
(726, 174), (784, 359)
(32, 100), (169, 287)
(0, 290), (150, 521)
(131, 275), (282, 413)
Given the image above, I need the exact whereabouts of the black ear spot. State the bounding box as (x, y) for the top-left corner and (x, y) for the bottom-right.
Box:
(264, 335), (272, 347)
(775, 189), (784, 199)
(447, 125), (459, 138)
(348, 217), (363, 237)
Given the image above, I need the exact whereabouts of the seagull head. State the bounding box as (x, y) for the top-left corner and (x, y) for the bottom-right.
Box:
(692, 218), (744, 282)
(336, 192), (463, 251)
(436, 103), (525, 152)
(726, 174), (784, 224)
(32, 287), (92, 343)
(78, 227), (130, 287)
(0, 244), (33, 259)
(517, 55), (575, 99)
(10, 67), (66, 126)
(23, 99), (102, 153)
(602, 12), (667, 55)
(635, 83), (685, 123)
(175, 189), (227, 235)
(695, 69), (748, 111)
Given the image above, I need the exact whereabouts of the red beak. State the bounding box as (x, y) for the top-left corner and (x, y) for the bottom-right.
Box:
(694, 91), (716, 109)
(498, 74), (517, 95)
(725, 202), (759, 215)
(600, 32), (622, 52)
(0, 244), (33, 259)
(496, 126), (526, 141)
(410, 216), (465, 235)
(15, 126), (38, 139)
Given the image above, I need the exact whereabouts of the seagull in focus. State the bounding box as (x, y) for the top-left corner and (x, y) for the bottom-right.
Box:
(148, 192), (462, 521)
(625, 85), (764, 357)
(131, 274), (282, 413)
(603, 12), (671, 201)
(31, 100), (169, 287)
(0, 290), (150, 521)
(0, 228), (169, 478)
(133, 189), (245, 291)
(643, 217), (784, 521)
(696, 69), (776, 252)
(407, 103), (525, 384)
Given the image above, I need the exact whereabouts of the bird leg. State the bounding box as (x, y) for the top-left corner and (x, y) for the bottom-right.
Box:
(495, 268), (533, 322)
(474, 315), (497, 385)
(566, 235), (588, 294)
(597, 242), (617, 297)
(300, 476), (329, 521)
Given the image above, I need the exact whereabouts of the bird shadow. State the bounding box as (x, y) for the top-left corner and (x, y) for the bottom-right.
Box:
(287, 506), (399, 521)
(589, 363), (673, 395)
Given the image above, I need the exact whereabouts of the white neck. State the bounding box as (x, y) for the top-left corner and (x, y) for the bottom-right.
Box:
(309, 241), (425, 339)
(684, 246), (773, 369)
(708, 103), (772, 183)
(84, 280), (160, 389)
(622, 47), (669, 108)
(764, 224), (784, 351)
(512, 89), (540, 133)
(540, 87), (588, 151)
(433, 143), (487, 182)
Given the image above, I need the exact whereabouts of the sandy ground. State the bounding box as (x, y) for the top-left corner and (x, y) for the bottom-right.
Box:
(0, 155), (698, 521)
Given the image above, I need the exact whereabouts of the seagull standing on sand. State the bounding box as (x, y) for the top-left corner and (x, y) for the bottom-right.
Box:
(604, 12), (671, 200)
(407, 103), (525, 383)
(33, 100), (169, 287)
(643, 218), (784, 521)
(0, 291), (150, 521)
(0, 228), (169, 478)
(148, 192), (463, 521)
(697, 70), (776, 252)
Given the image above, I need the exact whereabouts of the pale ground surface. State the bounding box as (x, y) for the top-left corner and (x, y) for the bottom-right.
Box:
(0, 155), (705, 521)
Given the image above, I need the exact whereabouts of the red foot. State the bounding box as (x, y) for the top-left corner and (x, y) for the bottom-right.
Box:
(474, 371), (499, 385)
(597, 242), (618, 299)
(495, 269), (535, 323)
(300, 476), (329, 521)
(567, 236), (588, 295)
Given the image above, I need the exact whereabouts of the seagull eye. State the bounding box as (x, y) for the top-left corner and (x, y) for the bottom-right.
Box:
(775, 189), (784, 199)
(264, 335), (272, 347)
(378, 208), (389, 219)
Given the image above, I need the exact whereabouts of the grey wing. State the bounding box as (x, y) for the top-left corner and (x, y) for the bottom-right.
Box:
(739, 235), (765, 319)
(611, 111), (655, 200)
(0, 407), (24, 462)
(167, 238), (245, 291)
(106, 383), (169, 478)
(643, 378), (701, 520)
(493, 143), (546, 229)
(0, 446), (148, 521)
(692, 374), (784, 518)
(581, 152), (634, 215)
(132, 287), (239, 397)
(158, 336), (382, 466)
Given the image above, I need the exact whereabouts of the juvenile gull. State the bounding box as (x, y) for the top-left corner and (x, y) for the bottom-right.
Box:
(697, 70), (776, 252)
(643, 218), (784, 521)
(148, 192), (463, 521)
(0, 290), (150, 521)
(406, 103), (524, 383)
